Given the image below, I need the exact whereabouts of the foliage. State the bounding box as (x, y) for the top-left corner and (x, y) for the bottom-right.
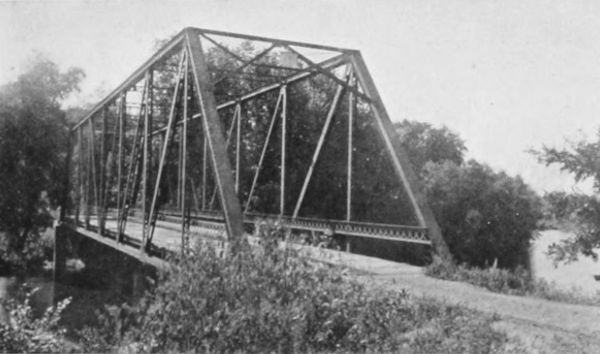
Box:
(426, 256), (534, 295)
(538, 191), (595, 233)
(545, 197), (600, 263)
(395, 119), (467, 173)
(394, 120), (543, 268)
(0, 289), (70, 353)
(542, 191), (588, 221)
(532, 131), (600, 262)
(422, 160), (542, 268)
(0, 55), (84, 273)
(0, 228), (54, 276)
(426, 256), (600, 306)
(79, 225), (515, 353)
(532, 130), (600, 189)
(0, 55), (84, 109)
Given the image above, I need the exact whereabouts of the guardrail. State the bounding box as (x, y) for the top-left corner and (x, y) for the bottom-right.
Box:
(152, 209), (431, 245)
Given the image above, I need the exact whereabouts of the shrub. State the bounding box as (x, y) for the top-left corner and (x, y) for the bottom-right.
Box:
(79, 224), (516, 353)
(425, 256), (534, 295)
(426, 256), (600, 306)
(0, 289), (70, 353)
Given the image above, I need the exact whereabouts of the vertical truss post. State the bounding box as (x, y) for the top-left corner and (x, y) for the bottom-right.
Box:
(181, 55), (189, 254)
(348, 52), (452, 262)
(116, 92), (125, 242)
(75, 128), (82, 224)
(147, 51), (185, 247)
(235, 102), (241, 193)
(244, 87), (284, 214)
(347, 75), (354, 222)
(120, 117), (143, 234)
(142, 70), (152, 251)
(280, 85), (287, 216)
(99, 108), (107, 234)
(185, 28), (244, 246)
(83, 128), (90, 228)
(177, 125), (183, 209)
(118, 80), (148, 238)
(102, 104), (120, 237)
(89, 118), (99, 224)
(60, 130), (73, 222)
(177, 76), (188, 211)
(292, 68), (350, 218)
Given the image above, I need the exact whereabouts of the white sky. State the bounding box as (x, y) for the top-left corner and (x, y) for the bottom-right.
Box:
(1, 0), (598, 194)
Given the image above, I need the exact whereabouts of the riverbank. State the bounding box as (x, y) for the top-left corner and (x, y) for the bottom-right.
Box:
(295, 242), (600, 353)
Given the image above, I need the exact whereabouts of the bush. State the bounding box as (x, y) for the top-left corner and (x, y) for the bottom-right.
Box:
(423, 160), (542, 268)
(79, 224), (516, 353)
(425, 256), (534, 295)
(426, 256), (600, 306)
(0, 289), (70, 353)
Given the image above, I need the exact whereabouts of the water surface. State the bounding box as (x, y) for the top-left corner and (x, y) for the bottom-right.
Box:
(530, 230), (600, 296)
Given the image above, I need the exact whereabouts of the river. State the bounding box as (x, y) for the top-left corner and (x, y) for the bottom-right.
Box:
(530, 229), (600, 296)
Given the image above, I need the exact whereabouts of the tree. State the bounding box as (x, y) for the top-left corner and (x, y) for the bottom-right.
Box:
(392, 121), (542, 268)
(422, 160), (542, 268)
(0, 55), (84, 272)
(394, 120), (466, 173)
(532, 131), (600, 262)
(541, 191), (592, 222)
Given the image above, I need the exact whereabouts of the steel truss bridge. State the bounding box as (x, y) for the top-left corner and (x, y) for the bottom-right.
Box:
(61, 27), (450, 262)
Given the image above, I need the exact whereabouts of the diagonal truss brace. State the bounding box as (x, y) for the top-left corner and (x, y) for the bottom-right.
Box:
(244, 86), (285, 214)
(292, 66), (351, 218)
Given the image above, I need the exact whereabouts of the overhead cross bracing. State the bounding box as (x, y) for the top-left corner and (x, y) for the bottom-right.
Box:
(64, 27), (451, 261)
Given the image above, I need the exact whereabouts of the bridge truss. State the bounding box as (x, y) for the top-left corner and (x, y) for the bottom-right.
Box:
(64, 27), (450, 260)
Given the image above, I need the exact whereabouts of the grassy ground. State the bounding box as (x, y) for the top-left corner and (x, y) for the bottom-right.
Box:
(425, 256), (600, 306)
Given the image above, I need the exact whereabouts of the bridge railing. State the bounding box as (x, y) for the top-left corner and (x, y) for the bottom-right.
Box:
(65, 206), (430, 259)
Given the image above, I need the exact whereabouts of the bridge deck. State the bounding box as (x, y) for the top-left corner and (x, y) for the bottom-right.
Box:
(79, 216), (225, 254)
